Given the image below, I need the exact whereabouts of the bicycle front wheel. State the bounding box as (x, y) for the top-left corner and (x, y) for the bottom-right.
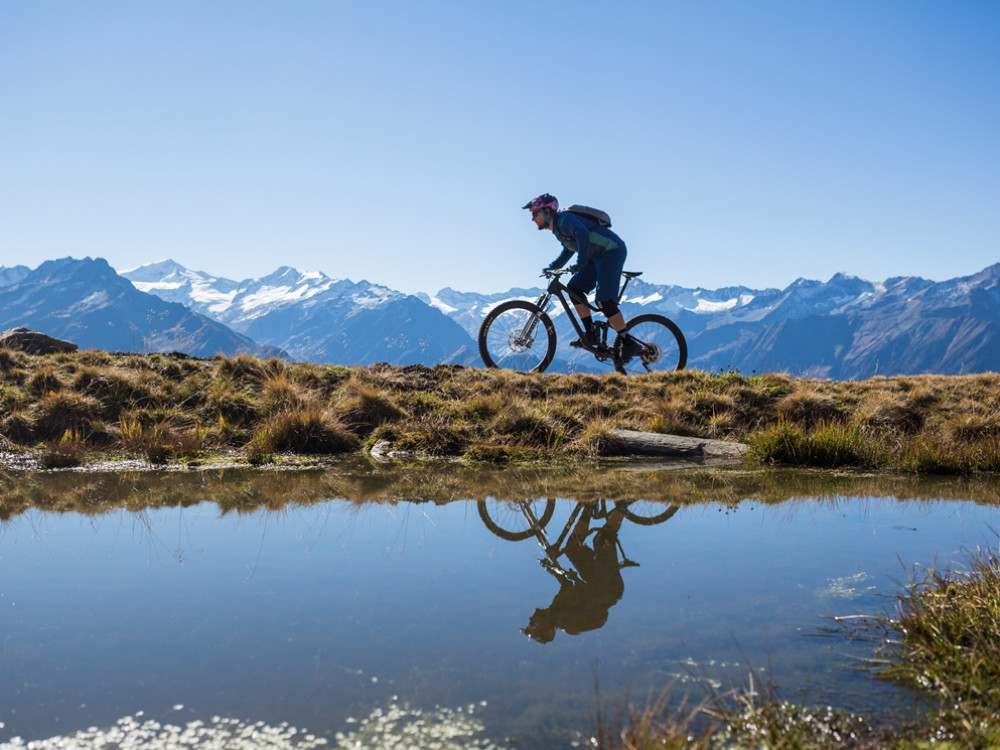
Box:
(614, 314), (687, 375)
(478, 300), (557, 373)
(477, 498), (556, 541)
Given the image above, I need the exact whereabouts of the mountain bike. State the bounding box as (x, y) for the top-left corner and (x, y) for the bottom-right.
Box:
(477, 497), (680, 580)
(477, 269), (687, 375)
(477, 497), (679, 542)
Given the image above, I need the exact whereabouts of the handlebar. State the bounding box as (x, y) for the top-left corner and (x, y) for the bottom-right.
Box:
(540, 269), (643, 280)
(540, 269), (572, 279)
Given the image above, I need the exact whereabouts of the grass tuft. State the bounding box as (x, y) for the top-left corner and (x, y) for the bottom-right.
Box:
(335, 382), (406, 435)
(31, 390), (104, 440)
(249, 406), (360, 456)
(39, 429), (90, 469)
(881, 549), (1000, 710)
(748, 420), (889, 469)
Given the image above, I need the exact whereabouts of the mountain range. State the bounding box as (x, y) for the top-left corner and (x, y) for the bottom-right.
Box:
(0, 258), (283, 358)
(0, 256), (997, 379)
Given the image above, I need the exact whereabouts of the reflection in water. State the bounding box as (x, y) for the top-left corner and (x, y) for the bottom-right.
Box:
(525, 502), (627, 642)
(3, 456), (1000, 523)
(478, 499), (678, 642)
(3, 460), (1000, 747)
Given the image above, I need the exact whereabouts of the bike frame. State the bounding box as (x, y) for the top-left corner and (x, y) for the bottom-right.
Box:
(510, 499), (636, 582)
(530, 270), (641, 352)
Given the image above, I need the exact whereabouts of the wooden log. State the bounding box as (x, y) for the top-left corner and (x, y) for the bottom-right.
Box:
(610, 429), (748, 460)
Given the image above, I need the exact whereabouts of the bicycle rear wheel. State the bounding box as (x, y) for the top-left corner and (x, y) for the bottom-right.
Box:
(478, 300), (557, 373)
(613, 314), (687, 375)
(621, 501), (680, 526)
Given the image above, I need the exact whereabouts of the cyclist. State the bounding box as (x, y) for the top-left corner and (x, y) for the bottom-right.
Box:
(523, 193), (640, 354)
(521, 502), (627, 643)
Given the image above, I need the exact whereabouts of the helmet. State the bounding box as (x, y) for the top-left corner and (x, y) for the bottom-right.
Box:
(522, 193), (559, 213)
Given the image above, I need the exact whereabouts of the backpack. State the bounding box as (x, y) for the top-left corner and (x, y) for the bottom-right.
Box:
(565, 204), (612, 228)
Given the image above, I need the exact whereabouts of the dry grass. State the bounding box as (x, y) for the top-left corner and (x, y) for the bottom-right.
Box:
(593, 545), (1000, 750)
(868, 548), (1000, 736)
(596, 539), (1000, 750)
(1, 349), (999, 472)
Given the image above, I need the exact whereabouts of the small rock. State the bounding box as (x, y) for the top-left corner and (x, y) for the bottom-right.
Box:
(369, 439), (416, 460)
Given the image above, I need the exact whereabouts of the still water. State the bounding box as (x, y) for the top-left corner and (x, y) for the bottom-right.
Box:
(1, 460), (998, 747)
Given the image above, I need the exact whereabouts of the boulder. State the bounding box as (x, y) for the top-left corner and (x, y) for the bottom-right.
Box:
(0, 327), (78, 355)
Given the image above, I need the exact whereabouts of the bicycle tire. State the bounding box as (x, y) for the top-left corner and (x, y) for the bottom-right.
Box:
(477, 498), (556, 541)
(621, 501), (680, 526)
(478, 300), (557, 373)
(613, 313), (687, 375)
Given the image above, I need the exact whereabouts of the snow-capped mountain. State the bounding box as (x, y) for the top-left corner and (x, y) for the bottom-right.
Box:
(642, 266), (1000, 378)
(2, 256), (997, 378)
(122, 261), (478, 366)
(0, 258), (284, 358)
(421, 265), (1000, 378)
(120, 259), (242, 316)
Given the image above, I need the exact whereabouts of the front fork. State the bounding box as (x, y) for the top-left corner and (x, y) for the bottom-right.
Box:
(514, 291), (553, 346)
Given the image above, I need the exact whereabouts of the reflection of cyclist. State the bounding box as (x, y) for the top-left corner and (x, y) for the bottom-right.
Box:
(522, 503), (627, 643)
(523, 193), (640, 355)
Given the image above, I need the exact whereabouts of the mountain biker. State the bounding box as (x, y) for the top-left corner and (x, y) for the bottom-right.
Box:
(521, 502), (627, 643)
(523, 193), (639, 353)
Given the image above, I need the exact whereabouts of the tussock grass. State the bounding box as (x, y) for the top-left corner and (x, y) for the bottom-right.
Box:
(776, 389), (844, 426)
(590, 671), (893, 749)
(259, 370), (313, 415)
(39, 429), (90, 469)
(877, 549), (1000, 719)
(748, 420), (892, 469)
(0, 348), (999, 472)
(250, 406), (359, 457)
(0, 347), (27, 373)
(26, 366), (63, 396)
(31, 390), (104, 440)
(334, 380), (405, 435)
(117, 417), (206, 463)
(596, 540), (1000, 749)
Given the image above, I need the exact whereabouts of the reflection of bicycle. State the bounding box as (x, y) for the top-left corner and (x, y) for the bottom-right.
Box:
(480, 498), (679, 642)
(477, 269), (688, 375)
(477, 497), (679, 581)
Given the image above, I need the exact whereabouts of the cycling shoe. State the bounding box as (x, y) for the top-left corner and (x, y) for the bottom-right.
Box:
(618, 335), (645, 359)
(569, 332), (598, 349)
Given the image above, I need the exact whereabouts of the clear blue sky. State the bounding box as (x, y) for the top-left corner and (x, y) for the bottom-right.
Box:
(2, 1), (998, 295)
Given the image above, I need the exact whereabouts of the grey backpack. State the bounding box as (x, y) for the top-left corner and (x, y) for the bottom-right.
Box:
(565, 204), (612, 228)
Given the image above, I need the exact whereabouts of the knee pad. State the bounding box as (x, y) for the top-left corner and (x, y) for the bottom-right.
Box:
(598, 299), (620, 318)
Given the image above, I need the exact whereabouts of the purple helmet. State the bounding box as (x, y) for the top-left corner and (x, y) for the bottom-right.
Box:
(522, 193), (558, 213)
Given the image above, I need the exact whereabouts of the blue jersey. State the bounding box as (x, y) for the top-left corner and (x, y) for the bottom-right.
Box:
(546, 211), (626, 270)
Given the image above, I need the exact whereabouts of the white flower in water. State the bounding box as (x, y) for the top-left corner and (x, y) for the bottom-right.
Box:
(818, 571), (874, 599)
(0, 713), (330, 750)
(0, 701), (501, 750)
(334, 700), (500, 750)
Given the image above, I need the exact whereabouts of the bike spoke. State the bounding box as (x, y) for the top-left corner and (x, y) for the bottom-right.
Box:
(479, 301), (556, 373)
(477, 498), (556, 541)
